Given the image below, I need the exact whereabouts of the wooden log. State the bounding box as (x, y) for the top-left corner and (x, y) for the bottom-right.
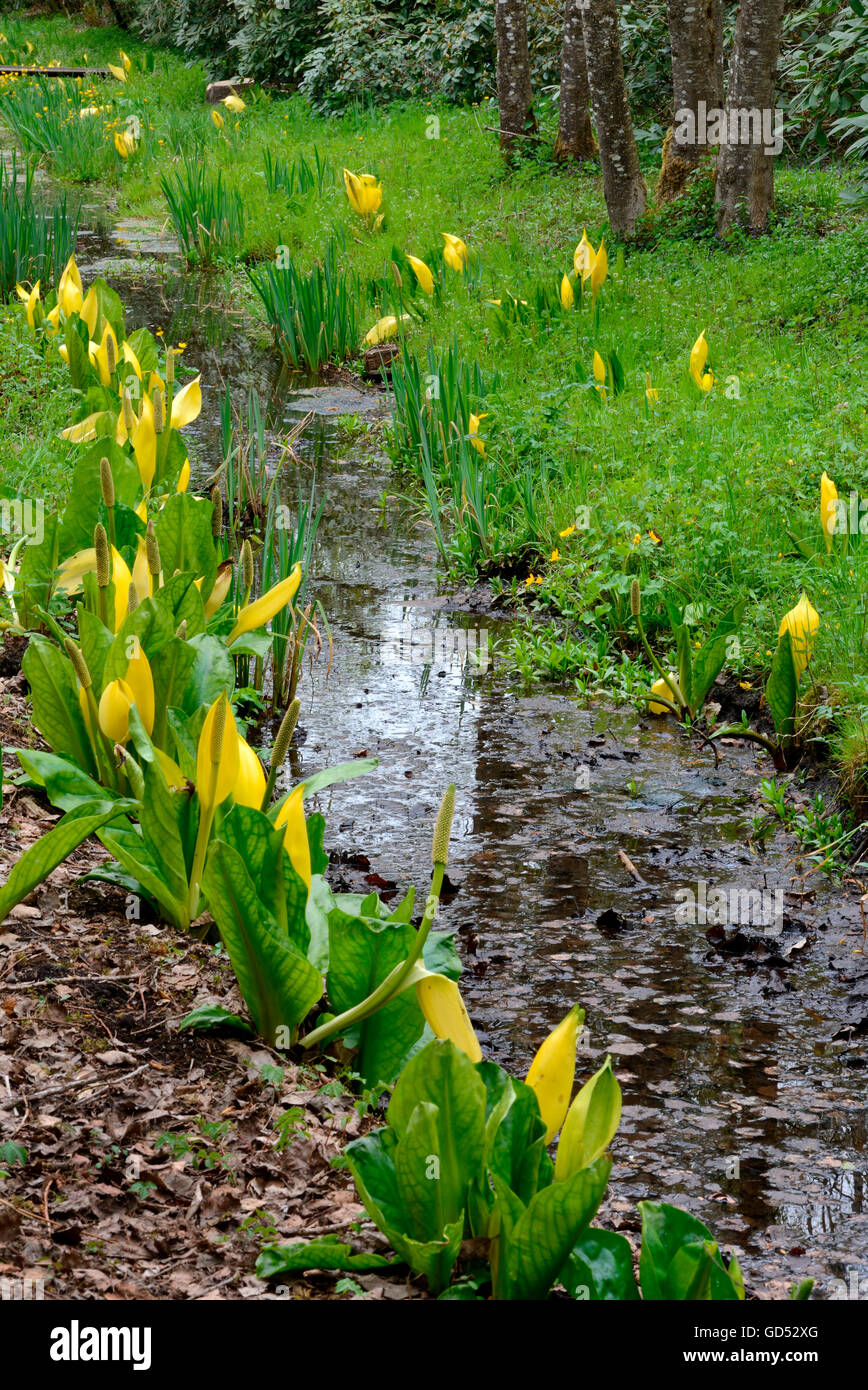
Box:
(0, 65), (111, 78)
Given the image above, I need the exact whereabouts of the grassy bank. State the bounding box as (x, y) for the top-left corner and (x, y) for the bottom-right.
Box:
(2, 14), (868, 794)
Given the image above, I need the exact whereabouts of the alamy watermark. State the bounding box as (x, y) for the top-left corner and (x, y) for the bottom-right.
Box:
(0, 497), (44, 547)
(381, 621), (490, 673)
(674, 878), (784, 937)
(674, 101), (783, 156)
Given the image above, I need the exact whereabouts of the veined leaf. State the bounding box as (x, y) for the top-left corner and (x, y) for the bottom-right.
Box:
(0, 800), (131, 923)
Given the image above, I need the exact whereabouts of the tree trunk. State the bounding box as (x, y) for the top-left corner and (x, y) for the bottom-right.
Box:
(495, 0), (538, 157)
(553, 0), (597, 162)
(658, 0), (723, 200)
(715, 0), (785, 236)
(580, 0), (647, 236)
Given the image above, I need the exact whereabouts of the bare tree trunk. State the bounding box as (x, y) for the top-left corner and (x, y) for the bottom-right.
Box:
(658, 0), (723, 200)
(580, 0), (647, 236)
(495, 0), (538, 157)
(554, 0), (597, 162)
(715, 0), (785, 236)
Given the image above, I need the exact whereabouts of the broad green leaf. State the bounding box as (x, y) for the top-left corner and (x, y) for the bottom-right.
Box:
(0, 800), (130, 923)
(766, 629), (798, 738)
(14, 512), (59, 627)
(561, 1228), (639, 1300)
(151, 570), (206, 637)
(22, 637), (96, 777)
(58, 439), (141, 558)
(139, 760), (189, 908)
(98, 820), (190, 927)
(202, 840), (322, 1043)
(182, 633), (235, 713)
(155, 494), (217, 601)
(327, 906), (425, 1086)
(15, 749), (113, 812)
(638, 1201), (743, 1301)
(554, 1056), (621, 1179)
(387, 1040), (486, 1218)
(256, 1237), (399, 1279)
(149, 638), (197, 746)
(501, 1156), (611, 1300)
(179, 1004), (254, 1037)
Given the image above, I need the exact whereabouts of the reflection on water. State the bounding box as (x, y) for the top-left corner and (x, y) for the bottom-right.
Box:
(74, 224), (868, 1299)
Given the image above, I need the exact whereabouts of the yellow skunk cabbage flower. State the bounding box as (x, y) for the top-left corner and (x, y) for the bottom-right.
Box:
(468, 411), (488, 457)
(132, 535), (151, 603)
(196, 694), (240, 817)
(204, 561), (233, 620)
(131, 393), (157, 490)
(820, 471), (838, 552)
(525, 1004), (583, 1144)
(120, 50), (132, 73)
(122, 340), (143, 379)
(415, 972), (482, 1063)
(649, 673), (678, 714)
(560, 274), (575, 311)
(227, 562), (302, 645)
(590, 239), (608, 299)
(274, 784), (311, 890)
(689, 330), (714, 391)
(222, 93), (246, 113)
(573, 229), (594, 283)
(56, 545), (132, 631)
(91, 322), (118, 387)
(58, 255), (83, 317)
(363, 314), (409, 346)
(211, 107), (224, 129)
(235, 734), (267, 809)
(155, 747), (187, 790)
(123, 644), (155, 736)
(171, 375), (202, 428)
(177, 459), (191, 492)
(80, 284), (99, 338)
(554, 1055), (622, 1180)
(406, 254), (434, 296)
(593, 350), (607, 399)
(107, 61), (127, 82)
(114, 128), (138, 158)
(779, 593), (819, 681)
(343, 168), (382, 219)
(60, 411), (106, 444)
(98, 678), (134, 743)
(441, 232), (468, 272)
(645, 372), (659, 403)
(16, 280), (40, 328)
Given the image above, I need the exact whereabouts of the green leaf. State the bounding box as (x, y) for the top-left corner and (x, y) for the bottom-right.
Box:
(766, 629), (798, 738)
(139, 760), (190, 908)
(202, 839), (322, 1043)
(15, 750), (114, 812)
(499, 1156), (611, 1300)
(155, 494), (217, 601)
(0, 800), (130, 923)
(326, 904), (428, 1086)
(58, 439), (141, 558)
(98, 820), (191, 928)
(22, 637), (95, 777)
(179, 1004), (254, 1037)
(561, 1228), (639, 1300)
(638, 1201), (743, 1301)
(256, 1237), (400, 1280)
(555, 1056), (622, 1179)
(387, 1040), (486, 1216)
(182, 633), (235, 713)
(14, 512), (59, 627)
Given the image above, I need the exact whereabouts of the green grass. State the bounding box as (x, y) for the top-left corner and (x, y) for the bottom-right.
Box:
(3, 14), (868, 776)
(0, 307), (74, 498)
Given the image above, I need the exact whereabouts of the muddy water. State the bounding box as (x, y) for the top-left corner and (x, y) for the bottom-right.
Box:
(74, 227), (868, 1299)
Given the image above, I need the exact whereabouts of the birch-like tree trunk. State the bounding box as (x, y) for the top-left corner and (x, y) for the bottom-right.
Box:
(495, 0), (538, 157)
(658, 0), (723, 199)
(715, 0), (785, 235)
(554, 0), (596, 162)
(581, 0), (647, 236)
